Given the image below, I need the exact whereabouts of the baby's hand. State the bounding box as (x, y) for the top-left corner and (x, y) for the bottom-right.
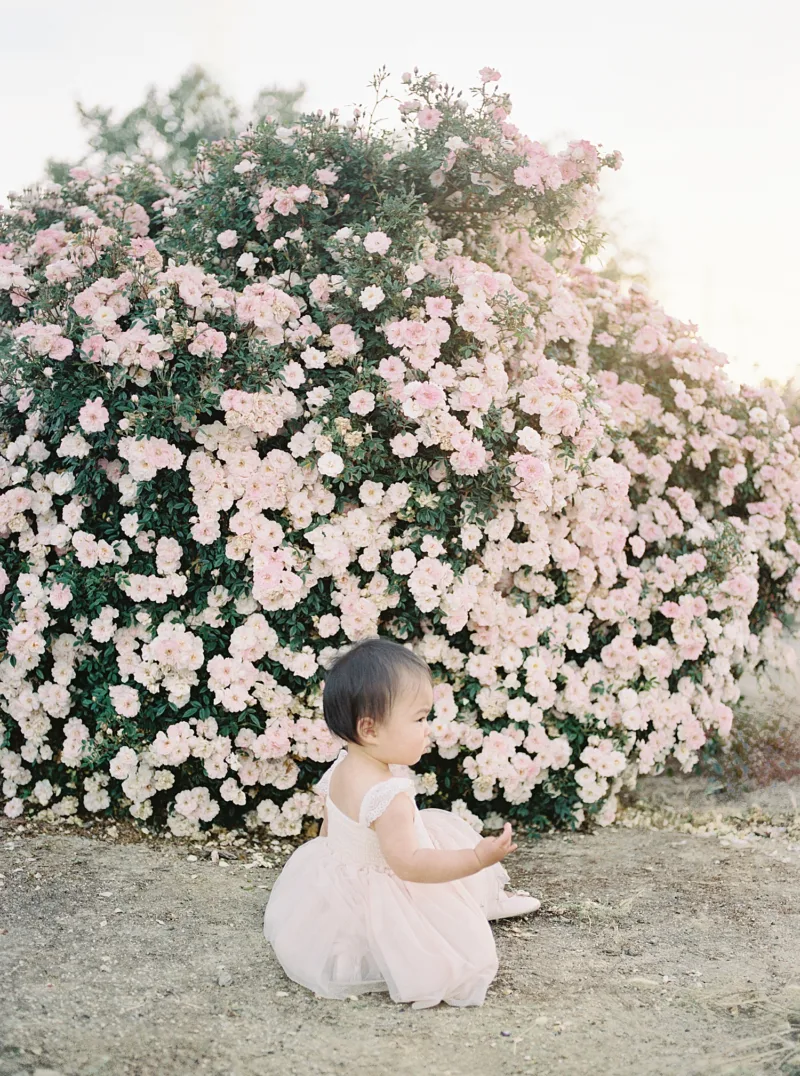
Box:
(474, 823), (518, 869)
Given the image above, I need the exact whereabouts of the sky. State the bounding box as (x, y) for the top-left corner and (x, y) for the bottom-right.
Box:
(2, 0), (797, 387)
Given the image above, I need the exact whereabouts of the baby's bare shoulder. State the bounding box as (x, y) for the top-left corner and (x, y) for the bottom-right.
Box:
(329, 760), (393, 818)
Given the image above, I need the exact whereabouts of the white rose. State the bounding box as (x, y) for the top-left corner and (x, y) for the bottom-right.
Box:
(359, 285), (385, 311)
(317, 451), (344, 477)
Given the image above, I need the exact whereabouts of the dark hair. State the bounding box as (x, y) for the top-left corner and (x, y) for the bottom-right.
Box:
(322, 635), (433, 746)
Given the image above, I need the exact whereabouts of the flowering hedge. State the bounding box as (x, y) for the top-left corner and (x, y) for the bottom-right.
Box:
(1, 67), (798, 838)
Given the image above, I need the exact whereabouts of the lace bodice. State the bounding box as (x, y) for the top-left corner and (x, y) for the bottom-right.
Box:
(316, 748), (428, 869)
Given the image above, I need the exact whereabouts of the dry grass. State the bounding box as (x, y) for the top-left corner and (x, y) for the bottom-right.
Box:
(684, 982), (800, 1075)
(699, 684), (800, 796)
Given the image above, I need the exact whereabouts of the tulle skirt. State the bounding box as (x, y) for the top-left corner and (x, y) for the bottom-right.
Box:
(263, 808), (513, 1009)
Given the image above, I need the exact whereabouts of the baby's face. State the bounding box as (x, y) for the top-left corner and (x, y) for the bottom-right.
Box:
(379, 673), (433, 766)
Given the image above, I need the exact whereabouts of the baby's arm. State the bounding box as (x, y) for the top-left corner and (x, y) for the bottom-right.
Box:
(373, 795), (517, 883)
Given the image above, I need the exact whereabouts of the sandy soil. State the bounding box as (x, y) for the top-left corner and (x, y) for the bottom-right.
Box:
(2, 766), (800, 1076)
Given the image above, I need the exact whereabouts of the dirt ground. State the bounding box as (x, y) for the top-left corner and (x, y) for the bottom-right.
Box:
(2, 763), (800, 1076)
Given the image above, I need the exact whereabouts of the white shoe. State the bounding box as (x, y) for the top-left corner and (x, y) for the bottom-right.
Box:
(493, 889), (541, 920)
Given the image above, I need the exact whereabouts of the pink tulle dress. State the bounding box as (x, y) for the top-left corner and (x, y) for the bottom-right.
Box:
(263, 747), (536, 1009)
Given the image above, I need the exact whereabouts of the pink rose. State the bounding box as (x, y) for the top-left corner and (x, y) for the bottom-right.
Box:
(309, 274), (331, 305)
(390, 433), (419, 459)
(216, 230), (238, 249)
(378, 356), (406, 383)
(538, 396), (580, 436)
(391, 549), (417, 575)
(48, 582), (73, 609)
(451, 441), (488, 476)
(288, 184), (311, 203)
(274, 194), (297, 216)
(348, 390), (376, 416)
(425, 296), (452, 318)
(330, 323), (362, 356)
(315, 169), (339, 185)
(632, 326), (659, 354)
(188, 326), (228, 359)
(280, 361), (306, 389)
(413, 382), (446, 410)
(49, 336), (74, 361)
(363, 230), (392, 255)
(417, 108), (443, 131)
(78, 397), (110, 433)
(514, 164), (543, 190)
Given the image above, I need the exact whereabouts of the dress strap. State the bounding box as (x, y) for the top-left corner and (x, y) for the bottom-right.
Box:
(314, 747), (348, 799)
(359, 777), (417, 828)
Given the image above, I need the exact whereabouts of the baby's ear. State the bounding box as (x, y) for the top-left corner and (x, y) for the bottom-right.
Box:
(356, 714), (378, 743)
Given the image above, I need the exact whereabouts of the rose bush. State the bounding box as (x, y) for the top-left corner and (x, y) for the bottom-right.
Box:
(1, 67), (798, 838)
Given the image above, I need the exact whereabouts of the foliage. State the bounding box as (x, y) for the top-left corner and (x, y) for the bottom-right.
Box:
(44, 65), (306, 184)
(1, 66), (798, 839)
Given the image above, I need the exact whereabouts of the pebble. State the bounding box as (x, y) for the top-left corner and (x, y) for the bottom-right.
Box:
(217, 971), (233, 987)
